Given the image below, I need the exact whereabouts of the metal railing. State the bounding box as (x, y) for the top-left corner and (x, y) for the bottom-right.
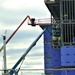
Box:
(1, 68), (75, 75)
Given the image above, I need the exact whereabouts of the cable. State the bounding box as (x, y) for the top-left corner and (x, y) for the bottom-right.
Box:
(15, 58), (25, 74)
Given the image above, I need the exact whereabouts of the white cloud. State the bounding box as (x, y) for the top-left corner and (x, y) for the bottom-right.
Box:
(1, 0), (44, 10)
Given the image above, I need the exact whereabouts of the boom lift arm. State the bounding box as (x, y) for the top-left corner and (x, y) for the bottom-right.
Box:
(0, 15), (33, 52)
(9, 28), (46, 75)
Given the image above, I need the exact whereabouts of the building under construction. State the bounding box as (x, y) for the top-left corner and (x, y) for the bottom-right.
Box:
(44, 0), (75, 75)
(1, 0), (75, 75)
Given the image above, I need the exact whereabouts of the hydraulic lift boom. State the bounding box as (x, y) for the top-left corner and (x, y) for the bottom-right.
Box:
(9, 28), (46, 75)
(0, 15), (32, 52)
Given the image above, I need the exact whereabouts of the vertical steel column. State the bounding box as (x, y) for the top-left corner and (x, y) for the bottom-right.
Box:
(60, 0), (63, 45)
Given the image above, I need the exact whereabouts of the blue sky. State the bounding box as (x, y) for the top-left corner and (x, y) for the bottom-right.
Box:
(0, 0), (50, 74)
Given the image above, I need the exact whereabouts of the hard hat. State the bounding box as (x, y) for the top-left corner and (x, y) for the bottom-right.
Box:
(58, 37), (61, 41)
(52, 36), (57, 41)
(56, 25), (60, 29)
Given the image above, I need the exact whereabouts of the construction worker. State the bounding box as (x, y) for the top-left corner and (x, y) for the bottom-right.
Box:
(52, 24), (61, 44)
(52, 36), (59, 46)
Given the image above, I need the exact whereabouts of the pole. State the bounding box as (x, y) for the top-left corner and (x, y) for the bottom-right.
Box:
(3, 35), (7, 73)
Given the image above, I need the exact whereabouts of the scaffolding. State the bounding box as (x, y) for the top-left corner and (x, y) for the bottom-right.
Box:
(44, 0), (75, 75)
(60, 0), (75, 45)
